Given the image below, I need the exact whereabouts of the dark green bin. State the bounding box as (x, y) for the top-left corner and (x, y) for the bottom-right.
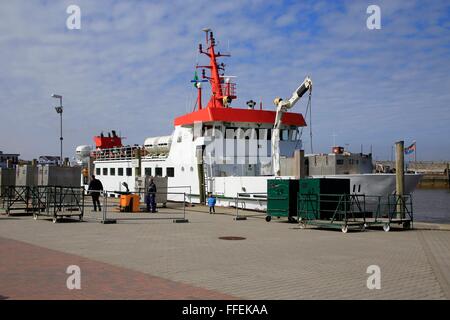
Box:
(298, 178), (350, 220)
(266, 179), (299, 222)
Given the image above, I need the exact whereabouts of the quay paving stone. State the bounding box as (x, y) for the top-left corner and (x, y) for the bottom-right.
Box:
(0, 203), (449, 300)
(0, 236), (236, 300)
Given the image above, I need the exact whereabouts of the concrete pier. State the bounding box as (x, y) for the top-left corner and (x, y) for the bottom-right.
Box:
(0, 203), (449, 300)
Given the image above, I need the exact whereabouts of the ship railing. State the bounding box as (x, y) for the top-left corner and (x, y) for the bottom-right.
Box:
(84, 190), (189, 224)
(220, 82), (236, 97)
(91, 146), (142, 161)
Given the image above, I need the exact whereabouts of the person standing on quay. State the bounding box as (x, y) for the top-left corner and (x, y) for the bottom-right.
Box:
(207, 193), (216, 214)
(88, 175), (104, 212)
(147, 179), (157, 213)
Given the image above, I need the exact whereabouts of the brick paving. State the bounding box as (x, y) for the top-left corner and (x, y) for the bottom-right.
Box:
(0, 236), (237, 300)
(0, 204), (449, 300)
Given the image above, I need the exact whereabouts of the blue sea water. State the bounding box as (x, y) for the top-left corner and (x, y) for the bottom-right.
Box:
(412, 189), (450, 224)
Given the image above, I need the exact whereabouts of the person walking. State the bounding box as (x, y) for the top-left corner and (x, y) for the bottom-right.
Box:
(88, 175), (103, 212)
(207, 193), (216, 214)
(147, 179), (157, 213)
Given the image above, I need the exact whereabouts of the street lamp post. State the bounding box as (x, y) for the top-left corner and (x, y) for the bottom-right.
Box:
(52, 94), (63, 166)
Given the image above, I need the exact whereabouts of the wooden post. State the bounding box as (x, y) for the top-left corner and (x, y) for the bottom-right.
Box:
(395, 141), (405, 219)
(447, 163), (450, 189)
(299, 150), (305, 179)
(294, 150), (300, 179)
(294, 150), (306, 179)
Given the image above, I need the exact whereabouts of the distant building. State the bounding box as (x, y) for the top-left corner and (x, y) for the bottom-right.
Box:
(38, 156), (60, 166)
(0, 151), (20, 168)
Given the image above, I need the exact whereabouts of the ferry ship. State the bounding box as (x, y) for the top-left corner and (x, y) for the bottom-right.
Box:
(76, 29), (422, 210)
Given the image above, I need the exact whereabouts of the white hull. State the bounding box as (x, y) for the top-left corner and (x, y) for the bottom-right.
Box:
(209, 173), (422, 211)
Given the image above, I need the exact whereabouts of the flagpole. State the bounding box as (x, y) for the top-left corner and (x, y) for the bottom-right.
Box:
(415, 142), (417, 162)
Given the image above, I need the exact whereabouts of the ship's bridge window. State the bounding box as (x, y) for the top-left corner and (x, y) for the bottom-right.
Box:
(225, 127), (237, 139)
(242, 128), (257, 140)
(256, 129), (262, 140)
(166, 167), (174, 177)
(213, 126), (223, 138)
(203, 126), (213, 137)
(281, 130), (289, 141)
(145, 168), (152, 176)
(155, 167), (163, 177)
(96, 168), (101, 175)
(118, 168), (124, 176)
(126, 168), (132, 176)
(337, 159), (344, 165)
(103, 168), (108, 176)
(110, 168), (115, 176)
(291, 129), (298, 141)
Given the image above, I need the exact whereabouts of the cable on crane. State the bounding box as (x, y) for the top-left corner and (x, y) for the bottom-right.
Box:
(297, 90), (313, 153)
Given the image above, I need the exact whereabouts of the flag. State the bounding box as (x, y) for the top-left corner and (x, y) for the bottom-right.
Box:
(190, 70), (207, 88)
(191, 71), (199, 87)
(404, 141), (416, 155)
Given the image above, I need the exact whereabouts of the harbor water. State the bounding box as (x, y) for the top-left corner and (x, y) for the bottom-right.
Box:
(412, 189), (450, 224)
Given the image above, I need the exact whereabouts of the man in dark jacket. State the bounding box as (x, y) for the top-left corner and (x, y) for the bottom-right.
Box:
(88, 175), (104, 211)
(146, 179), (157, 213)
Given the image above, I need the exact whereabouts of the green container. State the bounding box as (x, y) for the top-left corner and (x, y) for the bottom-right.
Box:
(298, 178), (350, 220)
(267, 179), (299, 220)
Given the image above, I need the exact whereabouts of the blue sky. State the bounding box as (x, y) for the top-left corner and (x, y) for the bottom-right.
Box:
(0, 0), (449, 161)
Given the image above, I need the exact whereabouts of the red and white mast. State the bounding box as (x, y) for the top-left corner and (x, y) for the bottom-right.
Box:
(197, 29), (236, 109)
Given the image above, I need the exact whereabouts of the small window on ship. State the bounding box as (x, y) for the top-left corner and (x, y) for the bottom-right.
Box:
(166, 167), (174, 177)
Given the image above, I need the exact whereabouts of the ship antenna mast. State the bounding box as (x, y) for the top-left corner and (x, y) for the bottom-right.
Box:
(196, 29), (236, 109)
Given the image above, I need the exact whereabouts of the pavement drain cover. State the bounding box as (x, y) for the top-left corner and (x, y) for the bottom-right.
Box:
(219, 236), (246, 240)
